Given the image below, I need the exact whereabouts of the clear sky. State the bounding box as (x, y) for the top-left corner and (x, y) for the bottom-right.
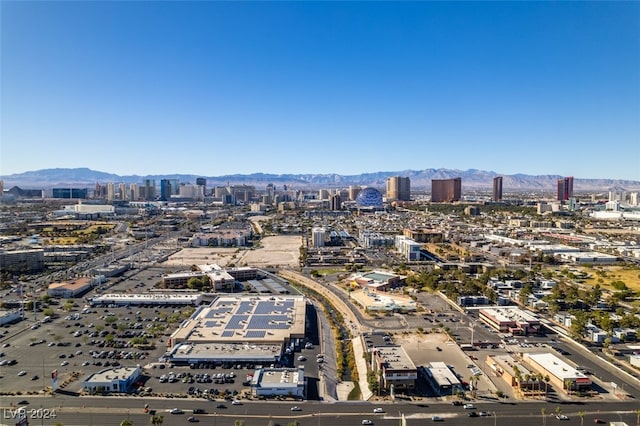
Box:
(1, 1), (639, 180)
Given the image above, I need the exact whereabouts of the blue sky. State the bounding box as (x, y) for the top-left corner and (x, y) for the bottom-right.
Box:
(1, 1), (639, 180)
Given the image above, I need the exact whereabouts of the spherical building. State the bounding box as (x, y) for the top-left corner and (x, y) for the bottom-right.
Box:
(355, 187), (383, 208)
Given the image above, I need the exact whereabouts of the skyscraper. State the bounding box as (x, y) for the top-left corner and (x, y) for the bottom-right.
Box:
(431, 178), (462, 202)
(557, 176), (574, 201)
(386, 176), (411, 201)
(330, 193), (342, 211)
(493, 176), (503, 202)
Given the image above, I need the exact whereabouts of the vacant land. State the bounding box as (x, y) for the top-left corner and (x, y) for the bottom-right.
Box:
(165, 235), (301, 268)
(578, 265), (640, 293)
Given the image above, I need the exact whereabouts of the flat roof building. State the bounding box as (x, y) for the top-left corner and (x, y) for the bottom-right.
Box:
(371, 345), (417, 391)
(250, 367), (305, 398)
(82, 366), (141, 394)
(90, 293), (202, 306)
(523, 352), (591, 394)
(165, 295), (306, 365)
(47, 278), (93, 298)
(422, 361), (462, 395)
(479, 307), (540, 335)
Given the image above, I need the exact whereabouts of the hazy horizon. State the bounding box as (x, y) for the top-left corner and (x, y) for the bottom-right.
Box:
(1, 2), (639, 180)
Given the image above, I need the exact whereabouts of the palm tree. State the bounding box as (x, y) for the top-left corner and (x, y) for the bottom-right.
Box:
(578, 411), (586, 426)
(541, 408), (547, 426)
(544, 375), (551, 395)
(635, 409), (640, 426)
(120, 420), (133, 426)
(149, 414), (163, 426)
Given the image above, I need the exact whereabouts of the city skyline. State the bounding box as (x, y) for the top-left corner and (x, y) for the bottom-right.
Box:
(1, 2), (639, 180)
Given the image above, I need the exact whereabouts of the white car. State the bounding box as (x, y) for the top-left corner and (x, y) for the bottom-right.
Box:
(362, 420), (374, 425)
(297, 356), (306, 361)
(432, 416), (443, 422)
(556, 415), (569, 420)
(463, 404), (475, 410)
(373, 408), (384, 413)
(169, 408), (184, 414)
(231, 400), (242, 405)
(60, 361), (69, 366)
(290, 406), (302, 412)
(17, 371), (27, 376)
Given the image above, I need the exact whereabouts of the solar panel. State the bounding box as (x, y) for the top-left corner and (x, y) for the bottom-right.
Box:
(225, 314), (249, 330)
(244, 330), (266, 338)
(204, 320), (219, 327)
(221, 330), (234, 337)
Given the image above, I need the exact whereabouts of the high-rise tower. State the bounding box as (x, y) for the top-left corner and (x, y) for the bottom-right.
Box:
(557, 176), (574, 201)
(386, 176), (411, 201)
(431, 178), (461, 202)
(493, 176), (503, 202)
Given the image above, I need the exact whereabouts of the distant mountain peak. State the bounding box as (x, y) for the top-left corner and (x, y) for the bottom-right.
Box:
(1, 167), (639, 192)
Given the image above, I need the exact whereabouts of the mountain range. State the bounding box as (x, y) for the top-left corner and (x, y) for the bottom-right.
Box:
(1, 167), (639, 192)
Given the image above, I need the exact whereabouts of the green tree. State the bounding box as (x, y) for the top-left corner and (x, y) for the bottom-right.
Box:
(149, 414), (163, 425)
(120, 420), (133, 426)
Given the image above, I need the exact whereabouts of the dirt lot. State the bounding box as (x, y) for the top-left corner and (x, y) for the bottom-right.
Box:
(164, 236), (301, 268)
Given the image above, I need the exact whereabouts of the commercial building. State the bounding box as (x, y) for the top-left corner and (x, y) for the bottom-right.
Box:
(386, 176), (411, 201)
(557, 176), (574, 201)
(311, 227), (326, 248)
(47, 278), (93, 298)
(165, 295), (306, 365)
(350, 270), (403, 292)
(90, 293), (202, 306)
(403, 229), (444, 243)
(371, 345), (417, 391)
(431, 178), (461, 202)
(82, 366), (141, 394)
(0, 309), (22, 326)
(523, 352), (591, 394)
(493, 176), (503, 202)
(0, 249), (45, 273)
(395, 235), (421, 261)
(478, 307), (540, 335)
(52, 188), (88, 199)
(250, 367), (305, 398)
(421, 361), (462, 395)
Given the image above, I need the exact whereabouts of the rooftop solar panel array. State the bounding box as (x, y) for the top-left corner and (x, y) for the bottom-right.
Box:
(248, 315), (291, 330)
(205, 306), (234, 317)
(226, 314), (249, 330)
(221, 330), (235, 337)
(204, 320), (219, 327)
(238, 301), (253, 314)
(244, 330), (266, 339)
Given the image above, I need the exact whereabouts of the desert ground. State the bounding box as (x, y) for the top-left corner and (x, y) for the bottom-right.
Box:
(165, 235), (302, 268)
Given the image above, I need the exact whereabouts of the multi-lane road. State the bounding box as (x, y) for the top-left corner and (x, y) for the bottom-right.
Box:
(1, 396), (639, 426)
